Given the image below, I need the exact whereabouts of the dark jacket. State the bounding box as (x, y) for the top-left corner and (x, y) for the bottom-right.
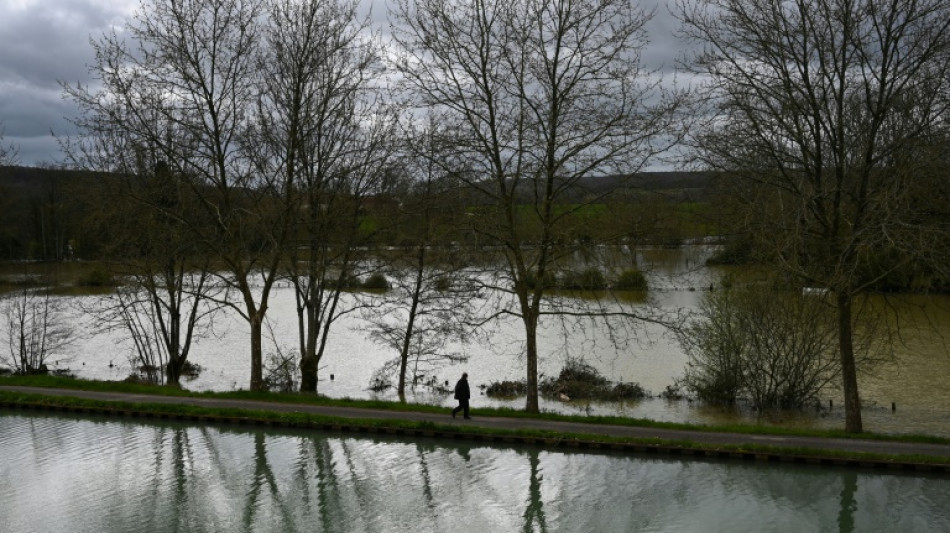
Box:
(454, 377), (470, 401)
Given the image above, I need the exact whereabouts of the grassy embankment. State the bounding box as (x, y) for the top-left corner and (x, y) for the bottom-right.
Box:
(2, 375), (949, 467)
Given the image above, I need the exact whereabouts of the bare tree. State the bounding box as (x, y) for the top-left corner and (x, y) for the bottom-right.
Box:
(365, 123), (478, 399)
(393, 0), (686, 412)
(65, 0), (292, 391)
(252, 0), (395, 392)
(1, 289), (72, 375)
(678, 0), (950, 431)
(65, 149), (224, 386)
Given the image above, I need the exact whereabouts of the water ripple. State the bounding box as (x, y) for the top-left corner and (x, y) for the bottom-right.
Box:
(4, 412), (950, 533)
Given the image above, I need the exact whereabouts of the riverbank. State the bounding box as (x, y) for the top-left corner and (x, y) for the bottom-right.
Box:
(2, 380), (949, 474)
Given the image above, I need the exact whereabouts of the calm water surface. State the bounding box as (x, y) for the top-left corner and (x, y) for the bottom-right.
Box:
(2, 412), (949, 533)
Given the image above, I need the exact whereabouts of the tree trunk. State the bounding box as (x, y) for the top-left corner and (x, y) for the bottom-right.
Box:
(524, 313), (540, 413)
(300, 351), (317, 392)
(836, 291), (863, 433)
(250, 313), (264, 392)
(166, 357), (182, 385)
(398, 245), (427, 399)
(166, 308), (182, 386)
(299, 278), (324, 393)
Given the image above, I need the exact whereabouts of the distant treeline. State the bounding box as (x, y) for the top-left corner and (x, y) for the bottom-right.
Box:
(0, 165), (718, 261)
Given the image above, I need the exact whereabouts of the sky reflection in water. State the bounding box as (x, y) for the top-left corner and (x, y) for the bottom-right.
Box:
(2, 412), (949, 533)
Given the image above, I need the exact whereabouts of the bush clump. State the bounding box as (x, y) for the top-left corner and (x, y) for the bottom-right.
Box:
(559, 268), (607, 290)
(608, 381), (648, 400)
(485, 380), (527, 397)
(263, 352), (299, 393)
(362, 273), (390, 290)
(706, 236), (753, 265)
(78, 268), (115, 287)
(540, 359), (647, 401)
(678, 286), (848, 410)
(613, 268), (647, 291)
(485, 360), (648, 402)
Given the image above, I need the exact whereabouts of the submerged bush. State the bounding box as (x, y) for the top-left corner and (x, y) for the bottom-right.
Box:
(614, 269), (648, 291)
(485, 360), (649, 402)
(485, 380), (527, 397)
(77, 268), (115, 287)
(705, 236), (753, 265)
(540, 359), (647, 401)
(607, 381), (647, 400)
(263, 352), (299, 393)
(678, 286), (842, 410)
(559, 268), (607, 290)
(362, 273), (390, 290)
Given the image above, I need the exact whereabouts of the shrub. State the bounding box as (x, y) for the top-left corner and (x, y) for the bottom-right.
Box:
(434, 276), (451, 292)
(362, 273), (390, 290)
(678, 286), (842, 410)
(78, 268), (115, 287)
(614, 269), (647, 291)
(539, 359), (647, 400)
(486, 360), (648, 402)
(179, 360), (201, 379)
(559, 268), (607, 290)
(706, 236), (753, 265)
(263, 352), (299, 393)
(608, 381), (648, 400)
(0, 289), (73, 375)
(660, 384), (684, 400)
(369, 375), (391, 393)
(485, 380), (527, 397)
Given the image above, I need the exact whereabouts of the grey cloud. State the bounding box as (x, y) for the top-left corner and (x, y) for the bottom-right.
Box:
(0, 0), (691, 166)
(0, 82), (74, 137)
(0, 0), (131, 165)
(8, 135), (61, 168)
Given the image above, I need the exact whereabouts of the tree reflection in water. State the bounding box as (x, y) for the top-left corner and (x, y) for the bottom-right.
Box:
(4, 413), (950, 533)
(520, 449), (548, 533)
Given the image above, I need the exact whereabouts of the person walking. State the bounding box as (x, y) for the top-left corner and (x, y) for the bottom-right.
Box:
(452, 372), (471, 419)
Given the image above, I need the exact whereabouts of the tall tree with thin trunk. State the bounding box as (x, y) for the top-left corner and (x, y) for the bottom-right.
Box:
(75, 153), (221, 386)
(365, 122), (477, 399)
(1, 289), (72, 375)
(393, 0), (686, 412)
(678, 0), (950, 431)
(251, 0), (394, 392)
(65, 0), (288, 391)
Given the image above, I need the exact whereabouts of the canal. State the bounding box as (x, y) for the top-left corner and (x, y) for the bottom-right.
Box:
(2, 411), (948, 532)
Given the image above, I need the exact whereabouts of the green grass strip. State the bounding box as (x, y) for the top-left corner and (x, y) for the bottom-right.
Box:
(3, 374), (949, 447)
(2, 388), (948, 469)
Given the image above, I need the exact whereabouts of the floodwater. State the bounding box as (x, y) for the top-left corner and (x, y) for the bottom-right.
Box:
(32, 246), (950, 437)
(2, 412), (948, 533)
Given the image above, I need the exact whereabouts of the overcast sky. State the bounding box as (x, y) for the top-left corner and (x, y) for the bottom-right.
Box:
(0, 0), (684, 168)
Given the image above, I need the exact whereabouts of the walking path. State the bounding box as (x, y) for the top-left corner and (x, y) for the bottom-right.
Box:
(2, 385), (949, 473)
